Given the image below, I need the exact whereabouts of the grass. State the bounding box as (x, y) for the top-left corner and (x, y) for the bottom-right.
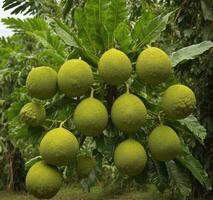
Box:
(0, 184), (171, 200)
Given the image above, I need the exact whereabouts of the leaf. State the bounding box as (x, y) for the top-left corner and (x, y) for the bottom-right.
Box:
(74, 1), (107, 53)
(27, 31), (66, 62)
(135, 11), (175, 49)
(166, 161), (192, 200)
(51, 19), (80, 48)
(176, 144), (212, 191)
(148, 158), (168, 192)
(63, 0), (74, 18)
(25, 156), (42, 170)
(114, 22), (132, 53)
(201, 0), (213, 21)
(3, 0), (38, 15)
(106, 0), (128, 46)
(74, 0), (128, 53)
(171, 41), (213, 67)
(178, 115), (207, 145)
(132, 2), (156, 41)
(2, 17), (49, 33)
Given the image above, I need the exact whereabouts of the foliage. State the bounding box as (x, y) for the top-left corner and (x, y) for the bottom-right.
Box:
(0, 0), (212, 199)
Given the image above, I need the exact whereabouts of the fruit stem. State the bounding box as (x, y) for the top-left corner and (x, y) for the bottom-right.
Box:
(59, 120), (66, 128)
(125, 82), (130, 93)
(158, 115), (163, 125)
(79, 57), (82, 60)
(90, 87), (94, 98)
(147, 45), (151, 48)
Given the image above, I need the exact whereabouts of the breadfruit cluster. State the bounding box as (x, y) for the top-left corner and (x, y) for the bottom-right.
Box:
(20, 102), (46, 127)
(22, 46), (198, 197)
(26, 161), (62, 199)
(76, 155), (96, 178)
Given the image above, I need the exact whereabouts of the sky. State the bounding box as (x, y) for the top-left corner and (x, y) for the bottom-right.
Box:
(0, 0), (32, 37)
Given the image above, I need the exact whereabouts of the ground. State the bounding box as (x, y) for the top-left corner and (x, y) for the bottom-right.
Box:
(0, 184), (172, 200)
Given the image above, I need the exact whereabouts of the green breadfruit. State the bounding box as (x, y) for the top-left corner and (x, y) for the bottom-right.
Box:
(111, 93), (147, 134)
(76, 155), (96, 178)
(57, 59), (94, 97)
(40, 128), (79, 166)
(20, 102), (46, 127)
(148, 125), (181, 161)
(26, 66), (57, 100)
(114, 139), (147, 176)
(136, 47), (172, 85)
(73, 97), (108, 136)
(98, 48), (132, 85)
(162, 84), (196, 119)
(25, 161), (62, 199)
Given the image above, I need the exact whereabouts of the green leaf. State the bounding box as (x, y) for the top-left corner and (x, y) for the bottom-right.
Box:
(114, 22), (132, 53)
(25, 156), (42, 170)
(74, 1), (107, 53)
(148, 158), (168, 192)
(63, 0), (74, 18)
(135, 11), (175, 49)
(178, 115), (207, 145)
(132, 2), (155, 41)
(3, 0), (37, 15)
(27, 31), (66, 62)
(176, 144), (212, 191)
(201, 0), (213, 21)
(106, 0), (128, 46)
(2, 17), (49, 33)
(51, 19), (80, 48)
(166, 161), (191, 200)
(171, 41), (213, 67)
(74, 0), (128, 53)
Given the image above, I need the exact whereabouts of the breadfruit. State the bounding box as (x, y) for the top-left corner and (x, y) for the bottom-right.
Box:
(57, 59), (94, 97)
(114, 139), (147, 176)
(26, 161), (62, 199)
(111, 93), (147, 134)
(161, 84), (196, 119)
(98, 48), (132, 85)
(40, 128), (79, 166)
(73, 97), (108, 136)
(148, 125), (181, 161)
(20, 102), (46, 127)
(26, 66), (57, 100)
(136, 47), (172, 85)
(76, 155), (96, 178)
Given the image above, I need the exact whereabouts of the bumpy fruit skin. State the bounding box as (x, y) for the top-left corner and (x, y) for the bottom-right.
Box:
(114, 139), (147, 176)
(40, 128), (79, 166)
(25, 161), (62, 199)
(162, 84), (196, 119)
(111, 93), (147, 134)
(136, 47), (172, 85)
(76, 155), (96, 178)
(73, 97), (108, 136)
(98, 48), (132, 85)
(26, 66), (57, 100)
(148, 126), (181, 161)
(57, 59), (93, 97)
(20, 102), (46, 127)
